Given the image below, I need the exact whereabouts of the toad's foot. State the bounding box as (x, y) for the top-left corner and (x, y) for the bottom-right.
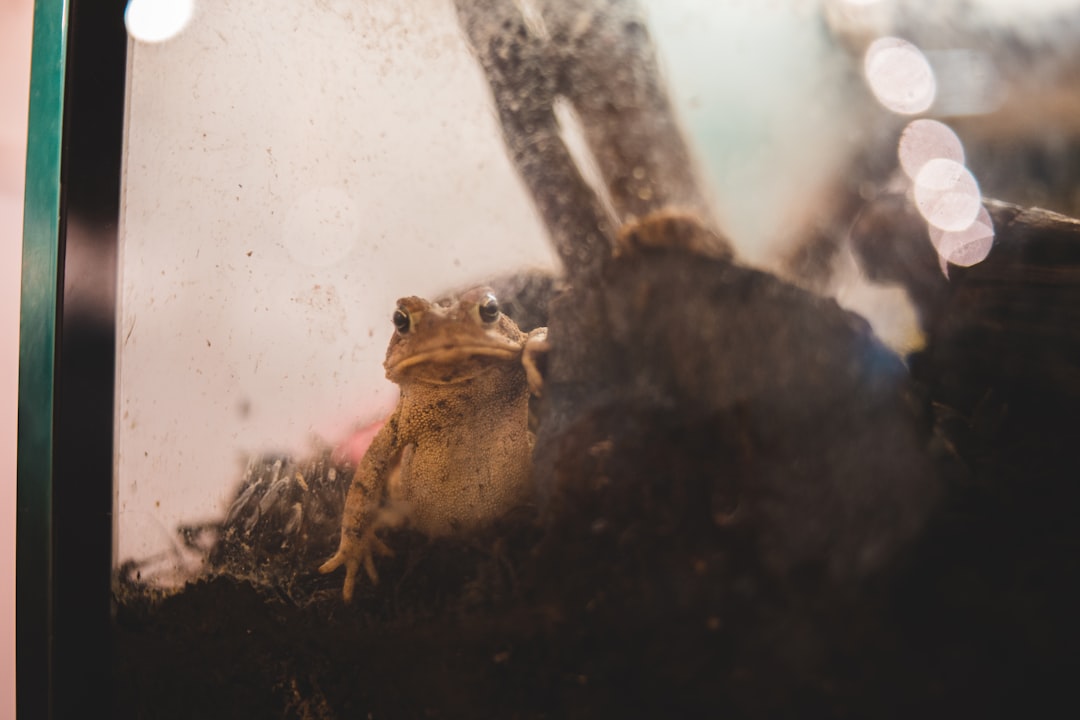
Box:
(319, 528), (395, 603)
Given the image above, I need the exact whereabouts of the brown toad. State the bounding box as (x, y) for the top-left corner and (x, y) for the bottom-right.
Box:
(320, 286), (547, 601)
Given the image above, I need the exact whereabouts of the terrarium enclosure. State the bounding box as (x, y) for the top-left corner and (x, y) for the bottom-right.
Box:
(19, 0), (1080, 717)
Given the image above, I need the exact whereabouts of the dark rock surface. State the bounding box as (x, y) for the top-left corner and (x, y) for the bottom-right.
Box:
(114, 207), (1078, 719)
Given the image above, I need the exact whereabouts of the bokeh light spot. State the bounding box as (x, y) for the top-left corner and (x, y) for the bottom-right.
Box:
(898, 119), (964, 180)
(929, 205), (994, 271)
(864, 37), (936, 115)
(914, 158), (981, 232)
(125, 0), (195, 44)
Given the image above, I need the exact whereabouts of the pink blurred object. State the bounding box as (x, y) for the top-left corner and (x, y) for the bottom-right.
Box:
(332, 417), (388, 464)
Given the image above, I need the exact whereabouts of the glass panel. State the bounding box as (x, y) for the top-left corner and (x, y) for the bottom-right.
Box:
(115, 0), (557, 581)
(17, 1), (66, 714)
(114, 1), (1080, 716)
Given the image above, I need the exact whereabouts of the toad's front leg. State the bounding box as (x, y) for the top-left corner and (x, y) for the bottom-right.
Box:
(319, 424), (404, 602)
(523, 327), (549, 397)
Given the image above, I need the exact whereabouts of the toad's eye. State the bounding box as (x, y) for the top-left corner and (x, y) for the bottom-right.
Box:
(478, 293), (500, 324)
(392, 308), (411, 334)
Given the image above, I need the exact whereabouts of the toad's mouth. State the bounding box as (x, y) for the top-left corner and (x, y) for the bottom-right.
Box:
(387, 343), (521, 378)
